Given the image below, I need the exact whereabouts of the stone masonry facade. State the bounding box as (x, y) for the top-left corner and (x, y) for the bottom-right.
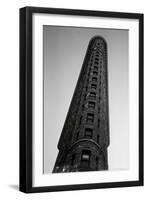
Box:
(53, 36), (110, 173)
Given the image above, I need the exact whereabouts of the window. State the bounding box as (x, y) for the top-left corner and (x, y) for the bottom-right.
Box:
(84, 94), (87, 100)
(79, 116), (82, 125)
(97, 134), (100, 143)
(98, 118), (100, 128)
(92, 77), (97, 82)
(94, 66), (98, 71)
(89, 92), (96, 99)
(96, 156), (99, 170)
(76, 131), (79, 140)
(81, 150), (91, 167)
(93, 71), (98, 76)
(85, 128), (93, 138)
(82, 104), (85, 111)
(88, 70), (91, 76)
(91, 84), (97, 90)
(87, 113), (94, 123)
(71, 154), (76, 166)
(88, 101), (95, 109)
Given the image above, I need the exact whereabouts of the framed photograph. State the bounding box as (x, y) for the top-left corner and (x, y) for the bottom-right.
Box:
(19, 6), (144, 193)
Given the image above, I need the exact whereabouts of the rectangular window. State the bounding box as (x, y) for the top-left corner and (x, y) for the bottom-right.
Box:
(89, 92), (96, 99)
(92, 77), (97, 82)
(81, 150), (91, 167)
(93, 71), (98, 76)
(91, 84), (97, 90)
(88, 101), (95, 109)
(85, 128), (93, 138)
(87, 113), (94, 123)
(94, 66), (98, 71)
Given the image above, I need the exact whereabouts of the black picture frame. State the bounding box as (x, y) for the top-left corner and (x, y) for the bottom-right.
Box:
(19, 6), (144, 193)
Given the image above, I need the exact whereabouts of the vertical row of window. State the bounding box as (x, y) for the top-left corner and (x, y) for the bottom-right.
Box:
(76, 51), (102, 142)
(97, 54), (101, 127)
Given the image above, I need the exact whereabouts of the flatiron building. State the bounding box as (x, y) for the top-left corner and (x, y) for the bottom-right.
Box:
(53, 36), (110, 173)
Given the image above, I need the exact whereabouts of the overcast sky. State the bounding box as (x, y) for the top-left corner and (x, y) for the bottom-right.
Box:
(43, 25), (129, 173)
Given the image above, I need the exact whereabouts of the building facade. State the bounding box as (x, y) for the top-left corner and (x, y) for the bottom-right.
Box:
(53, 36), (110, 173)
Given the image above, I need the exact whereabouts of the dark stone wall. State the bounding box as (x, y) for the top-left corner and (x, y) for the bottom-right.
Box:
(53, 36), (109, 173)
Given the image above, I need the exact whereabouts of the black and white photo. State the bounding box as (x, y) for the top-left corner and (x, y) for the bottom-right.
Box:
(19, 7), (143, 193)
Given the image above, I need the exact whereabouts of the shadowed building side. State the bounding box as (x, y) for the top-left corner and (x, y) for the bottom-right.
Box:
(53, 36), (109, 173)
